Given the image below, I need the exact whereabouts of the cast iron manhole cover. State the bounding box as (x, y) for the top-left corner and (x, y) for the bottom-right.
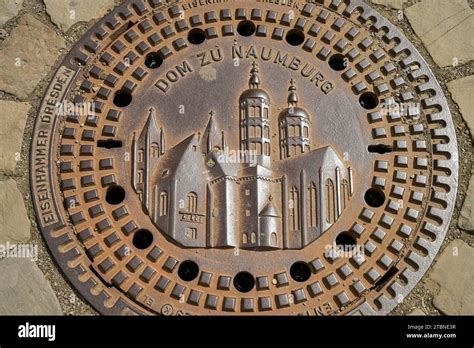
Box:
(31, 0), (459, 315)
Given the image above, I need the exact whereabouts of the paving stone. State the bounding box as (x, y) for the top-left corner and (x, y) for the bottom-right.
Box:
(408, 308), (426, 315)
(0, 14), (66, 99)
(0, 0), (23, 26)
(405, 0), (474, 67)
(458, 173), (474, 231)
(371, 0), (407, 10)
(0, 100), (30, 172)
(0, 257), (62, 315)
(447, 75), (474, 138)
(0, 179), (30, 245)
(428, 240), (474, 315)
(44, 0), (116, 31)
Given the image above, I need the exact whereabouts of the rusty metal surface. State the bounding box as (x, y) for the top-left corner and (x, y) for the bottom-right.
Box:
(30, 0), (458, 315)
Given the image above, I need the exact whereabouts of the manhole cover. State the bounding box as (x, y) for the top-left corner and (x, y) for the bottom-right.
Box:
(31, 0), (458, 315)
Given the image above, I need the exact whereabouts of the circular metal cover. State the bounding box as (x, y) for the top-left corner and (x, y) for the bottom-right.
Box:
(30, 0), (459, 315)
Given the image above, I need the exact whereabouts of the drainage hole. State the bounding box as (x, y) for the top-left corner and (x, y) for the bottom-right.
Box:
(328, 54), (347, 71)
(187, 28), (207, 44)
(290, 261), (311, 282)
(132, 229), (154, 250)
(368, 144), (393, 154)
(105, 185), (125, 205)
(97, 139), (123, 149)
(374, 266), (399, 289)
(145, 52), (163, 69)
(233, 271), (255, 293)
(335, 232), (357, 250)
(364, 188), (385, 208)
(178, 260), (200, 281)
(237, 20), (256, 36)
(113, 90), (132, 107)
(286, 29), (305, 46)
(359, 92), (379, 109)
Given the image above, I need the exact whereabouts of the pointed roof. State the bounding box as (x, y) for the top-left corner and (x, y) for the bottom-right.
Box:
(279, 80), (309, 121)
(201, 110), (221, 153)
(249, 61), (260, 88)
(240, 62), (270, 100)
(260, 196), (279, 217)
(287, 79), (298, 106)
(205, 110), (217, 132)
(274, 145), (346, 178)
(157, 134), (199, 175)
(140, 106), (160, 140)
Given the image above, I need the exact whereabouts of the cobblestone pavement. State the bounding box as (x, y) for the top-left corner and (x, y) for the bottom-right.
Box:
(0, 0), (472, 315)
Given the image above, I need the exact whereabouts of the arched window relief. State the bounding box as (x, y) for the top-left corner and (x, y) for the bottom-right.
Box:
(326, 179), (335, 224)
(241, 126), (247, 141)
(242, 233), (248, 244)
(271, 232), (277, 246)
(341, 179), (350, 210)
(264, 126), (270, 138)
(308, 182), (318, 227)
(289, 125), (295, 137)
(138, 150), (144, 163)
(185, 227), (197, 240)
(153, 186), (159, 221)
(137, 170), (144, 184)
(255, 106), (261, 117)
(296, 125), (302, 137)
(249, 125), (256, 137)
(151, 143), (160, 158)
(290, 186), (300, 231)
(187, 192), (198, 213)
(264, 142), (270, 156)
(159, 191), (168, 216)
(251, 232), (257, 244)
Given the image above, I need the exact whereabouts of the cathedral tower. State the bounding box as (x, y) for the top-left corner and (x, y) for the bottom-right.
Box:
(132, 107), (165, 214)
(201, 110), (226, 155)
(278, 79), (311, 159)
(239, 62), (271, 168)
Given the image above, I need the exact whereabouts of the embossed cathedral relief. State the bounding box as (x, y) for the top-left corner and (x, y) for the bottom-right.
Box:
(131, 62), (354, 250)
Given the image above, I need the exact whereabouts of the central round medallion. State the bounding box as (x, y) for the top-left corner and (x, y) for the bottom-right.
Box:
(135, 58), (354, 250)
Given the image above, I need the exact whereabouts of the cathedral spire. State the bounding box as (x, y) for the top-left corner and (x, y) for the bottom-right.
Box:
(144, 106), (159, 136)
(202, 110), (222, 154)
(278, 80), (311, 159)
(287, 79), (298, 107)
(149, 106), (156, 120)
(249, 61), (260, 88)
